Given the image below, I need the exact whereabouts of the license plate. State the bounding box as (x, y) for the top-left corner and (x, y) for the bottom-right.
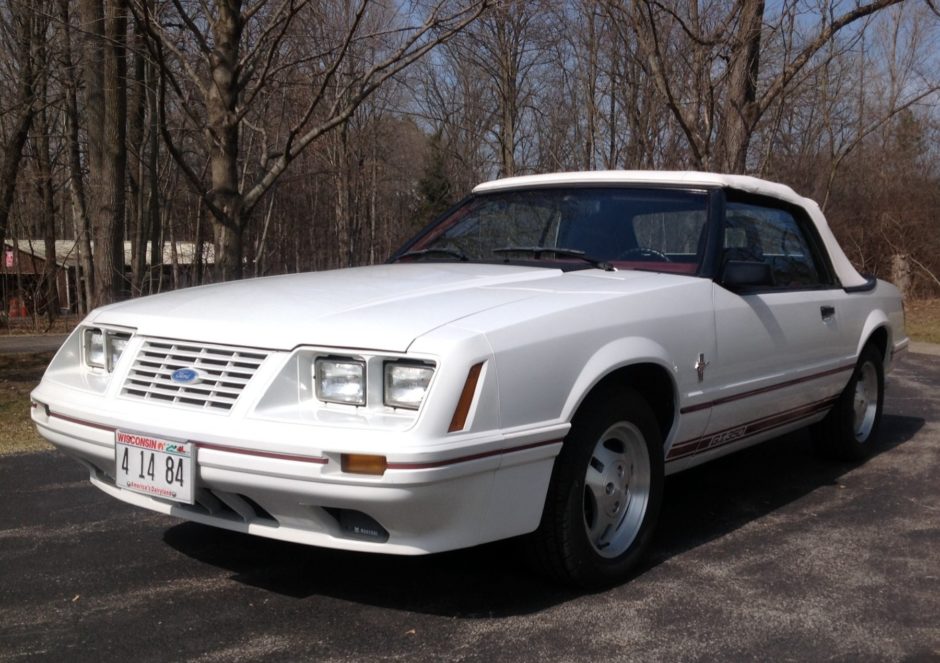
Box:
(115, 431), (195, 504)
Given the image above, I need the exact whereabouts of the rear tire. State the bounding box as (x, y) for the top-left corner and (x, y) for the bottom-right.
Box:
(812, 344), (884, 460)
(531, 388), (664, 588)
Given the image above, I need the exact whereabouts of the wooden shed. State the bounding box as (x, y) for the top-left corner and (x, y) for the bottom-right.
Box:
(2, 240), (214, 317)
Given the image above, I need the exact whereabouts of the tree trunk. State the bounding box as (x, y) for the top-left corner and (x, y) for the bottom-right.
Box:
(334, 122), (352, 269)
(0, 4), (39, 247)
(193, 201), (204, 286)
(213, 223), (244, 283)
(36, 102), (59, 323)
(496, 6), (517, 178)
(128, 17), (148, 296)
(583, 6), (598, 171)
(169, 215), (180, 290)
(146, 55), (161, 293)
(891, 254), (912, 300)
(717, 0), (765, 173)
(83, 0), (128, 306)
(207, 0), (245, 281)
(60, 0), (95, 312)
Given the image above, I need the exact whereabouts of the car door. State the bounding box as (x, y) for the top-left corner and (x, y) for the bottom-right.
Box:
(672, 193), (857, 462)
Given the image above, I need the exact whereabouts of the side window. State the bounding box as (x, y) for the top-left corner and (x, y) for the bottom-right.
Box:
(724, 201), (824, 288)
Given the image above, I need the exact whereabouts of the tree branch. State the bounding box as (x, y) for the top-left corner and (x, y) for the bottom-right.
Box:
(242, 0), (491, 212)
(758, 0), (906, 118)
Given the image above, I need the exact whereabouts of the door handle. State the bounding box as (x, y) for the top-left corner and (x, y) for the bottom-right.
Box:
(820, 305), (835, 320)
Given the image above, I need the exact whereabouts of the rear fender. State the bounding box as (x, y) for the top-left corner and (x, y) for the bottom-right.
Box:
(857, 310), (891, 363)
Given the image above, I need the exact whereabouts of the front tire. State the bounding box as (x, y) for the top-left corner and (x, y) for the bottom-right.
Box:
(812, 344), (885, 460)
(531, 388), (664, 588)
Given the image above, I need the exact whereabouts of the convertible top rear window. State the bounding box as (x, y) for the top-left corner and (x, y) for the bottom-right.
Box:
(401, 188), (709, 273)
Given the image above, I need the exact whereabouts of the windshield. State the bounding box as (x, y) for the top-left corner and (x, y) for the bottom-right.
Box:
(397, 187), (710, 274)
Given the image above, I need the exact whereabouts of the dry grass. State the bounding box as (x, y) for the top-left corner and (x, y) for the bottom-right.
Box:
(0, 352), (55, 455)
(906, 298), (940, 345)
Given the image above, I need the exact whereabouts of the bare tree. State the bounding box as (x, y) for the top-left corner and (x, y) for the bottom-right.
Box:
(0, 1), (46, 246)
(448, 0), (549, 176)
(81, 0), (129, 306)
(57, 0), (95, 312)
(127, 13), (149, 295)
(135, 0), (489, 281)
(612, 0), (910, 173)
(416, 45), (495, 191)
(2, 0), (938, 312)
(33, 28), (59, 323)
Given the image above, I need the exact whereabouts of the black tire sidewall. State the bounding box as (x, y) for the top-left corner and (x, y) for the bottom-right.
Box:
(842, 345), (885, 447)
(552, 389), (665, 587)
(815, 344), (885, 460)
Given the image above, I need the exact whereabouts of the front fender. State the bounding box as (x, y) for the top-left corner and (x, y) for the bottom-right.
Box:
(560, 336), (678, 422)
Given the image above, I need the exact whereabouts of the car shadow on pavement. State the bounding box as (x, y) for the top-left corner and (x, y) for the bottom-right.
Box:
(163, 413), (923, 617)
(164, 523), (579, 616)
(651, 413), (923, 562)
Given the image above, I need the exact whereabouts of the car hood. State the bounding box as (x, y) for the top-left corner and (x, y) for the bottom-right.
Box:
(92, 263), (678, 352)
(94, 263), (654, 352)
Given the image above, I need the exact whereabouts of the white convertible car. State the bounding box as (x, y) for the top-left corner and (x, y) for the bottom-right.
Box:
(32, 171), (907, 586)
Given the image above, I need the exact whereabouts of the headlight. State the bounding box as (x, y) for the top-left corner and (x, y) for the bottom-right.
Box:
(82, 327), (131, 373)
(109, 334), (128, 368)
(83, 329), (105, 368)
(315, 357), (366, 406)
(384, 362), (434, 410)
(83, 328), (132, 372)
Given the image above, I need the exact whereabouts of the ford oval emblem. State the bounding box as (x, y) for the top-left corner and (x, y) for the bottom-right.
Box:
(171, 368), (201, 385)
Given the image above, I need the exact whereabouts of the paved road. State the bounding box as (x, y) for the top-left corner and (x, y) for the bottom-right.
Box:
(1, 357), (938, 662)
(0, 334), (68, 354)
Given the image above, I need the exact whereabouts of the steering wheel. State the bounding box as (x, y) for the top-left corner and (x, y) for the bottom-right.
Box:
(618, 247), (672, 262)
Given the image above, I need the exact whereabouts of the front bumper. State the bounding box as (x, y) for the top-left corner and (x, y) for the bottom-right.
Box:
(31, 391), (564, 555)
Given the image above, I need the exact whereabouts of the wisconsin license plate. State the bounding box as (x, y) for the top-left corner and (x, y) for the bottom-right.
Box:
(115, 431), (195, 504)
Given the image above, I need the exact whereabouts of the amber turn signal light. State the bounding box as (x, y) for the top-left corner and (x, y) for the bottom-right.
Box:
(341, 453), (388, 476)
(448, 362), (484, 432)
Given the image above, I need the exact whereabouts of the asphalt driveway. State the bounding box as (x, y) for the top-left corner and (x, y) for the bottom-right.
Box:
(0, 335), (68, 354)
(1, 354), (938, 662)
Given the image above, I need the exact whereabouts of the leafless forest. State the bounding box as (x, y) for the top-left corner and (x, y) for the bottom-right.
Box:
(0, 0), (938, 319)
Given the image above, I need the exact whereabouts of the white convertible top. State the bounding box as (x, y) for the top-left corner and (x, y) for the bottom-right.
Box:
(473, 171), (868, 288)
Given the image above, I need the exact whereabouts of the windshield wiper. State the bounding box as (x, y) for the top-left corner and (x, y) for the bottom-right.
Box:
(493, 246), (614, 272)
(394, 247), (469, 262)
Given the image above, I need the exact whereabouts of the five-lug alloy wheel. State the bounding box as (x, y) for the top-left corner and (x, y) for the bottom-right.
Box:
(532, 388), (663, 588)
(582, 422), (651, 558)
(812, 343), (884, 460)
(852, 359), (879, 442)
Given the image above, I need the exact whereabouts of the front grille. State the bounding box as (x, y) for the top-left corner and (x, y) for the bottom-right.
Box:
(121, 340), (268, 411)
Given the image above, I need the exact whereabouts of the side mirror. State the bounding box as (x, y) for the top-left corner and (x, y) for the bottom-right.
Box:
(721, 260), (774, 289)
